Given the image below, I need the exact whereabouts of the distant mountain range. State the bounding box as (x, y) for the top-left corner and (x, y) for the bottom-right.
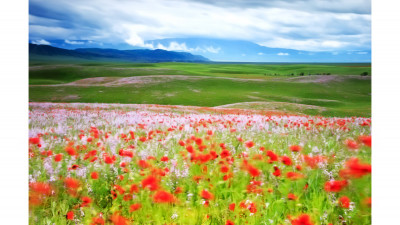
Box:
(29, 44), (210, 62)
(30, 38), (371, 62)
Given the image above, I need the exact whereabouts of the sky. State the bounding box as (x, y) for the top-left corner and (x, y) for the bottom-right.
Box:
(29, 0), (371, 61)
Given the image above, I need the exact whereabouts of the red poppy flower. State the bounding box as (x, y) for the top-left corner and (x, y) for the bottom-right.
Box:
(286, 172), (304, 180)
(248, 202), (257, 213)
(66, 211), (74, 220)
(130, 184), (139, 194)
(104, 155), (116, 164)
(29, 137), (40, 145)
(247, 183), (263, 194)
(289, 145), (302, 152)
(358, 135), (371, 147)
(130, 203), (141, 212)
(54, 154), (63, 162)
(239, 201), (247, 209)
(114, 185), (125, 194)
(186, 145), (194, 153)
(30, 182), (52, 195)
(226, 220), (234, 225)
(229, 203), (236, 211)
(338, 196), (350, 208)
(345, 139), (359, 150)
(139, 136), (147, 142)
(291, 214), (313, 225)
(123, 194), (132, 201)
(174, 186), (183, 194)
(153, 190), (176, 203)
(220, 165), (229, 173)
(65, 177), (80, 189)
(324, 180), (348, 192)
(65, 146), (77, 156)
(195, 138), (203, 145)
(302, 155), (326, 169)
(110, 212), (128, 225)
(273, 166), (281, 177)
(92, 216), (105, 225)
(288, 193), (297, 200)
(179, 140), (186, 146)
(340, 158), (371, 178)
(138, 160), (150, 168)
(266, 150), (278, 163)
(282, 156), (292, 166)
(70, 164), (79, 170)
(220, 149), (231, 158)
(141, 175), (159, 191)
(81, 196), (92, 207)
(160, 156), (169, 162)
(201, 190), (214, 200)
(247, 164), (260, 177)
(111, 190), (118, 199)
(245, 141), (255, 148)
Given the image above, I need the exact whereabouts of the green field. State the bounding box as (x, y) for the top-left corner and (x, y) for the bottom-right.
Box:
(29, 62), (371, 117)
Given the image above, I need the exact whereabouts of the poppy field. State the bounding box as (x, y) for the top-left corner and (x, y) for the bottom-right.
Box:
(29, 102), (371, 225)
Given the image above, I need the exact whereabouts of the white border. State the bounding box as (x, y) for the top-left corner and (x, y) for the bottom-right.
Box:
(372, 0), (400, 223)
(0, 0), (29, 223)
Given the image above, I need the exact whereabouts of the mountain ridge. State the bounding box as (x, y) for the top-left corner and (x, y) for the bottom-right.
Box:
(29, 44), (210, 62)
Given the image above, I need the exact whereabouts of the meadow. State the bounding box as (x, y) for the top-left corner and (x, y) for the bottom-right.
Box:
(29, 62), (371, 117)
(29, 102), (371, 225)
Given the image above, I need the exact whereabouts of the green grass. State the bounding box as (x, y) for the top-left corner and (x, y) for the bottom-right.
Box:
(29, 62), (371, 85)
(29, 76), (371, 117)
(29, 62), (371, 117)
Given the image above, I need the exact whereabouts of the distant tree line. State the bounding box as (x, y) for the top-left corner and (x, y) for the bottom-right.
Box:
(264, 71), (369, 76)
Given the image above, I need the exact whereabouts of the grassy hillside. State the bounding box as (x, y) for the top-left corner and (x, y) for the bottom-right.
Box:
(29, 62), (371, 85)
(29, 62), (371, 117)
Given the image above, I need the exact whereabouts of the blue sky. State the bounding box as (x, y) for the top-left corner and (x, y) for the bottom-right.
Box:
(29, 0), (371, 62)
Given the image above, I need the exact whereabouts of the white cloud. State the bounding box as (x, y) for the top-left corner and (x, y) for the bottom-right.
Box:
(258, 52), (264, 55)
(260, 37), (357, 52)
(65, 40), (84, 45)
(31, 39), (51, 45)
(152, 41), (220, 53)
(29, 0), (371, 51)
(356, 51), (368, 54)
(321, 41), (343, 48)
(205, 46), (221, 54)
(277, 52), (289, 56)
(156, 42), (190, 51)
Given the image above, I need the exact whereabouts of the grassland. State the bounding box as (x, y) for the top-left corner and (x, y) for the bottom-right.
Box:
(29, 62), (371, 117)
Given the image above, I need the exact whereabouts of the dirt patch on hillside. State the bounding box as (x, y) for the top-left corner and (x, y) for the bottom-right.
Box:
(215, 101), (326, 114)
(285, 75), (370, 83)
(67, 77), (120, 85)
(33, 75), (205, 87)
(50, 95), (80, 101)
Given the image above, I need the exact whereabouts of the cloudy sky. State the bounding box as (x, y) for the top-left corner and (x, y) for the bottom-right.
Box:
(29, 0), (371, 60)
